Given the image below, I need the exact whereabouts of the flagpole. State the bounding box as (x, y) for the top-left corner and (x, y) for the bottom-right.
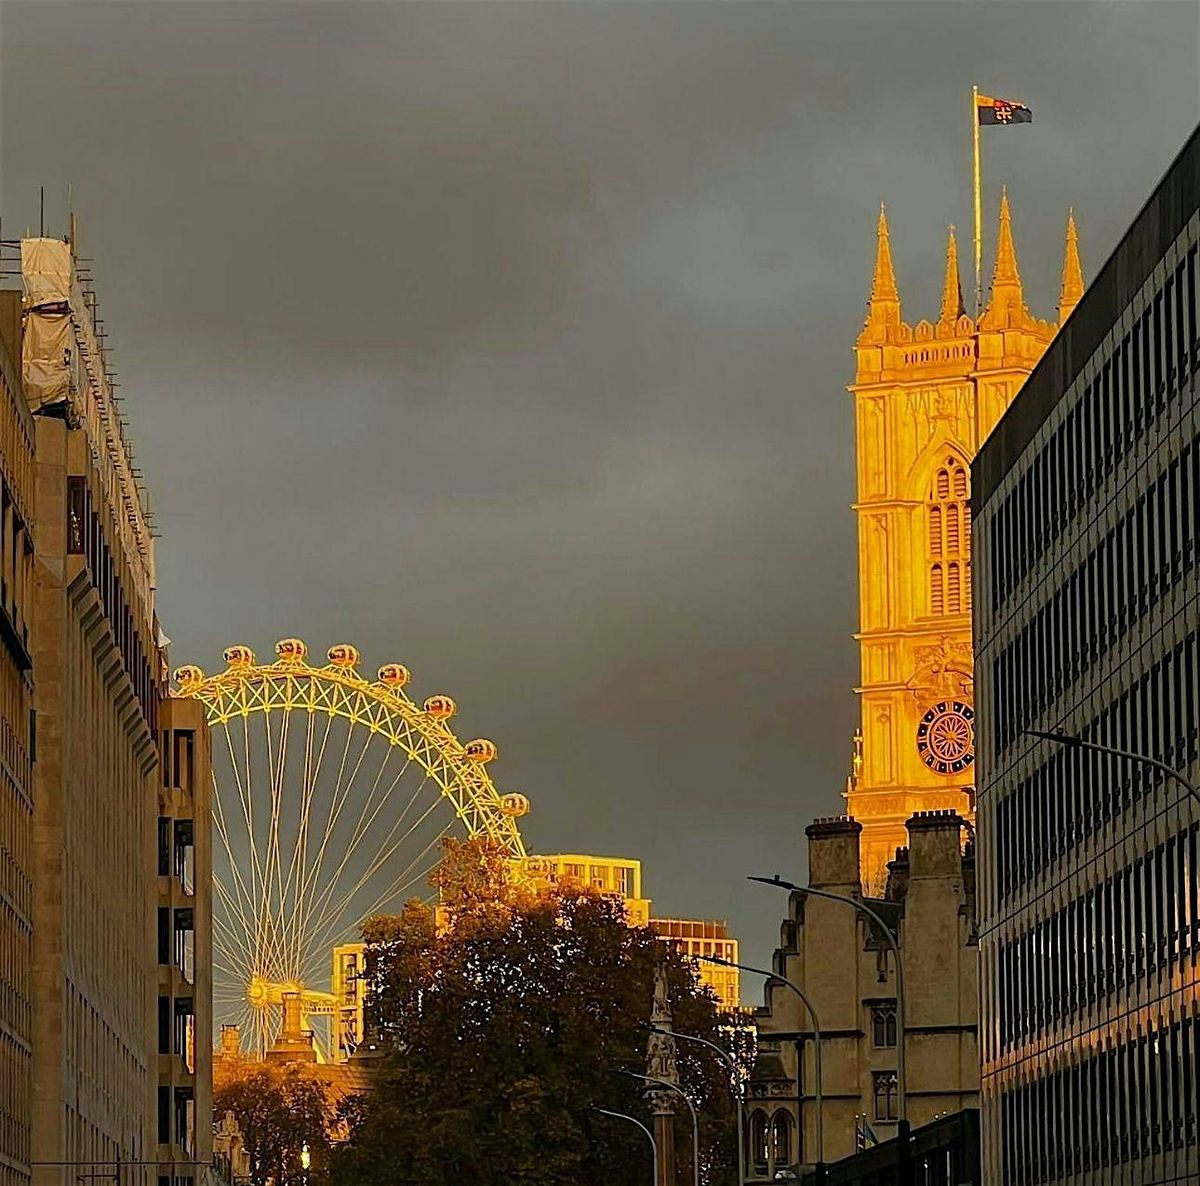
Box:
(972, 84), (982, 320)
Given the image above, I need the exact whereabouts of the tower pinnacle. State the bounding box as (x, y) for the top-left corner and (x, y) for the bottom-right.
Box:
(860, 203), (902, 342)
(939, 225), (965, 324)
(981, 187), (1029, 328)
(1057, 208), (1085, 323)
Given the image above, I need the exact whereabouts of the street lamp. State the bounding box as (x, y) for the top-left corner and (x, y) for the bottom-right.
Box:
(592, 1105), (657, 1186)
(701, 953), (824, 1166)
(648, 1025), (746, 1186)
(621, 1070), (699, 1186)
(749, 874), (907, 1130)
(1024, 728), (1200, 803)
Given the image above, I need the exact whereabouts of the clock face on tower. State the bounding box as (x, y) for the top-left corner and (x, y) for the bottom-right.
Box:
(916, 700), (975, 775)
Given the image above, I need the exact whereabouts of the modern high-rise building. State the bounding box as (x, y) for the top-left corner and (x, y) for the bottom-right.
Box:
(648, 918), (739, 1011)
(974, 124), (1200, 1182)
(0, 287), (37, 1186)
(10, 232), (212, 1186)
(846, 199), (1080, 883)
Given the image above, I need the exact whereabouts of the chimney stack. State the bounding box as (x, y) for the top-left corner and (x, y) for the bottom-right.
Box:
(906, 810), (965, 880)
(805, 816), (863, 891)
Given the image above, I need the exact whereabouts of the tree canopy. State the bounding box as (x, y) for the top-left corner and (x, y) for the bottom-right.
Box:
(328, 886), (747, 1186)
(214, 1058), (332, 1186)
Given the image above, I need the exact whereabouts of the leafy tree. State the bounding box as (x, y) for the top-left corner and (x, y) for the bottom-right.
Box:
(328, 886), (746, 1186)
(214, 1058), (332, 1185)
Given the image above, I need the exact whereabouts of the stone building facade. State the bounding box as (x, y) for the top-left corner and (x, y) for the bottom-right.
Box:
(846, 200), (1078, 883)
(10, 233), (212, 1186)
(748, 813), (977, 1177)
(0, 289), (36, 1186)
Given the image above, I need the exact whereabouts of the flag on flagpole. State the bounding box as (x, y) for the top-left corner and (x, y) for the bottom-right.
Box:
(976, 94), (1032, 125)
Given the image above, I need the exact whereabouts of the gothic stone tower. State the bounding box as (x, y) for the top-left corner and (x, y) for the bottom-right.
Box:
(845, 197), (1083, 884)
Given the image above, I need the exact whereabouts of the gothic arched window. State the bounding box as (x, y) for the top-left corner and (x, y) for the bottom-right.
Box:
(928, 455), (971, 614)
(771, 1110), (794, 1169)
(750, 1110), (769, 1173)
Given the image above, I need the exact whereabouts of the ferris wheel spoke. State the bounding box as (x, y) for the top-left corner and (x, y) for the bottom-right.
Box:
(305, 804), (449, 949)
(279, 707), (325, 953)
(213, 878), (258, 969)
(222, 720), (265, 947)
(293, 722), (376, 960)
(212, 791), (258, 951)
(296, 752), (416, 961)
(301, 773), (436, 939)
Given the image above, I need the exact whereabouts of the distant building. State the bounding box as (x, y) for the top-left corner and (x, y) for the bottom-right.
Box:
(974, 124), (1200, 1182)
(649, 918), (739, 1010)
(846, 197), (1079, 884)
(0, 287), (36, 1186)
(9, 231), (212, 1185)
(537, 852), (651, 924)
(749, 813), (978, 1178)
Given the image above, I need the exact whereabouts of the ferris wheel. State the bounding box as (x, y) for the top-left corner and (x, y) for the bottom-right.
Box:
(172, 638), (530, 1057)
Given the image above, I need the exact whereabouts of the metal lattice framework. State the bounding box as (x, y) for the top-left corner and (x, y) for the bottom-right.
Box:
(173, 638), (529, 1056)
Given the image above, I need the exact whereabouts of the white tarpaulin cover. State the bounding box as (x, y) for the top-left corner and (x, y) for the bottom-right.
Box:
(20, 238), (75, 410)
(20, 238), (72, 308)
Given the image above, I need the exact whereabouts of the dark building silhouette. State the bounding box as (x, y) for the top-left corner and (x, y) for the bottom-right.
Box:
(973, 124), (1200, 1183)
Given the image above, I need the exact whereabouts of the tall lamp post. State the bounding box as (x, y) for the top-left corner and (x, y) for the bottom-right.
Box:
(749, 873), (907, 1131)
(622, 1071), (700, 1186)
(649, 1025), (746, 1186)
(1024, 729), (1200, 802)
(701, 954), (824, 1166)
(593, 1106), (657, 1186)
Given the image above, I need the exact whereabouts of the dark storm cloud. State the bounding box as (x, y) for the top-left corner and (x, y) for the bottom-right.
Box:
(2, 0), (1197, 973)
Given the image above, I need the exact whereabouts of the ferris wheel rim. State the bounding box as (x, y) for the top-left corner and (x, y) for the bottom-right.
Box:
(172, 646), (528, 860)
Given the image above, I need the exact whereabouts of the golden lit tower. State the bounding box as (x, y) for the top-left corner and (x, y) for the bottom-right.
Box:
(846, 198), (1079, 883)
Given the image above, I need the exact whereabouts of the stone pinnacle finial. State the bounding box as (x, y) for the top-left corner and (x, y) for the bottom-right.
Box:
(859, 203), (902, 343)
(1058, 208), (1085, 324)
(981, 187), (1029, 328)
(939, 224), (965, 323)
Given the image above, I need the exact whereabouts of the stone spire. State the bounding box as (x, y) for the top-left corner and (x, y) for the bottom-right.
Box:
(939, 225), (965, 324)
(981, 187), (1029, 328)
(1057, 208), (1085, 324)
(859, 203), (902, 342)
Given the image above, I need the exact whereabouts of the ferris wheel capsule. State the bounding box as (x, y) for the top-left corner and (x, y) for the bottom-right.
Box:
(464, 738), (498, 763)
(523, 855), (550, 876)
(423, 695), (457, 721)
(327, 644), (360, 668)
(500, 793), (530, 817)
(276, 638), (307, 662)
(173, 665), (205, 689)
(377, 663), (411, 688)
(224, 645), (255, 668)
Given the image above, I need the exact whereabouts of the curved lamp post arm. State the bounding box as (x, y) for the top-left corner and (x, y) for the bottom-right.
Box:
(749, 873), (906, 1127)
(648, 1026), (745, 1186)
(1024, 728), (1200, 804)
(592, 1106), (657, 1186)
(702, 954), (823, 1166)
(622, 1071), (699, 1186)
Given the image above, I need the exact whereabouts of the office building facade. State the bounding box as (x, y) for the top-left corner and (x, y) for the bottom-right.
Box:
(974, 125), (1200, 1183)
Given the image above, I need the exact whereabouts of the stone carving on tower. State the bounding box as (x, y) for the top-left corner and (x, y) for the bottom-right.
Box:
(845, 198), (1082, 883)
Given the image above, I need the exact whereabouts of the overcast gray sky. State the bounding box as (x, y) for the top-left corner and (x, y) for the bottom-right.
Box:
(2, 0), (1198, 985)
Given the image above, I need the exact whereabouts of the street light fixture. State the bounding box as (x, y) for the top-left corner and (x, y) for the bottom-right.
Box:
(592, 1105), (657, 1186)
(648, 1025), (746, 1186)
(621, 1070), (700, 1186)
(1024, 728), (1200, 803)
(749, 873), (908, 1130)
(700, 953), (824, 1166)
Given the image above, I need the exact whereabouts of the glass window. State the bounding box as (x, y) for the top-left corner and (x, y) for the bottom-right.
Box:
(871, 1002), (897, 1048)
(873, 1071), (898, 1121)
